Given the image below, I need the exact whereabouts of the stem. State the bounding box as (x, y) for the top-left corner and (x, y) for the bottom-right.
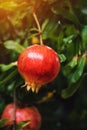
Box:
(0, 70), (17, 86)
(13, 88), (16, 130)
(33, 12), (43, 45)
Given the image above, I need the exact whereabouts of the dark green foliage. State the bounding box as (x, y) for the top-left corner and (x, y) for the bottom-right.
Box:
(0, 0), (87, 129)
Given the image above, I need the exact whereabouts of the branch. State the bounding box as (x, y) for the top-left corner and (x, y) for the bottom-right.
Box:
(33, 12), (43, 45)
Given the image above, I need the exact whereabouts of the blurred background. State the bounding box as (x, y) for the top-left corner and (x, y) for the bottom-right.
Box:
(0, 0), (87, 129)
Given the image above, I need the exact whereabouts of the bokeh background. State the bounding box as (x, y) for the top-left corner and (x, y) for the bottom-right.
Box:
(0, 0), (87, 129)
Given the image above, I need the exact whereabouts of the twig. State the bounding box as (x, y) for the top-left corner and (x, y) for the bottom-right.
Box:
(13, 88), (16, 130)
(33, 12), (44, 45)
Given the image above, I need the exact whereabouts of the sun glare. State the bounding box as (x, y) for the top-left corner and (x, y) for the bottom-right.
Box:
(0, 0), (29, 11)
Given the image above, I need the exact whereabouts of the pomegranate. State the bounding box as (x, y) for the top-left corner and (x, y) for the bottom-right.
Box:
(17, 44), (60, 92)
(1, 104), (41, 130)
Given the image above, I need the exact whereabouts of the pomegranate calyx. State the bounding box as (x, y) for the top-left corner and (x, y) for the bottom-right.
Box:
(22, 82), (41, 93)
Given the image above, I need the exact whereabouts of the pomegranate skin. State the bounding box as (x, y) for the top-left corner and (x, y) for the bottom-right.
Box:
(17, 45), (60, 91)
(1, 104), (41, 130)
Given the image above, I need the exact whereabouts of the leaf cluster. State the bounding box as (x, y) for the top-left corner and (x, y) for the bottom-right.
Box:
(0, 0), (87, 129)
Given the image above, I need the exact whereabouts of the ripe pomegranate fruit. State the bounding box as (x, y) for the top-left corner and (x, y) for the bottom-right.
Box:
(1, 104), (41, 130)
(17, 44), (60, 92)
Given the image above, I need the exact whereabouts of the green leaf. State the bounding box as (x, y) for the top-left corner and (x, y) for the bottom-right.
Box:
(51, 1), (80, 27)
(0, 119), (9, 127)
(0, 62), (17, 72)
(61, 73), (87, 99)
(0, 70), (17, 86)
(65, 42), (75, 61)
(16, 120), (30, 130)
(81, 25), (87, 49)
(42, 21), (58, 40)
(58, 54), (66, 63)
(57, 32), (64, 50)
(42, 19), (49, 31)
(30, 28), (39, 32)
(4, 40), (25, 53)
(68, 57), (85, 83)
(63, 35), (75, 44)
(62, 56), (78, 76)
(65, 25), (78, 36)
(81, 8), (87, 15)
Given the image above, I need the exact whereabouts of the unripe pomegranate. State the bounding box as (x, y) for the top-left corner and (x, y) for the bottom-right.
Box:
(1, 104), (41, 130)
(17, 44), (60, 92)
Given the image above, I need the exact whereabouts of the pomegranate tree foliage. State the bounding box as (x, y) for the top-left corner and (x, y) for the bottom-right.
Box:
(0, 0), (87, 129)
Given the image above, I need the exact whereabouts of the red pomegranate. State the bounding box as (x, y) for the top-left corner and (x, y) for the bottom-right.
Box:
(1, 104), (41, 130)
(17, 44), (60, 92)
